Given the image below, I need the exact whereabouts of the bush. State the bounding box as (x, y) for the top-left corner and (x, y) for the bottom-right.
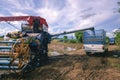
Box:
(68, 39), (77, 43)
(75, 31), (83, 43)
(106, 36), (109, 44)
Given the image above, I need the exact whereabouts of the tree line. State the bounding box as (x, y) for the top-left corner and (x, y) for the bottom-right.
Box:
(61, 30), (120, 47)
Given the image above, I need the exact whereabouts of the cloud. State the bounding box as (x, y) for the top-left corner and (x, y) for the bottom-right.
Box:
(4, 0), (35, 10)
(112, 28), (120, 33)
(37, 8), (59, 24)
(81, 13), (96, 20)
(36, 0), (119, 35)
(10, 12), (29, 16)
(106, 32), (115, 38)
(0, 0), (120, 35)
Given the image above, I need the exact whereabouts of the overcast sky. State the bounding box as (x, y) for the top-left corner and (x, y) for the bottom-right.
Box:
(0, 0), (120, 37)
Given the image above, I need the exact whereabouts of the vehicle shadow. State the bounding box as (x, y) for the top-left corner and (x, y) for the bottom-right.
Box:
(105, 50), (120, 57)
(89, 50), (120, 58)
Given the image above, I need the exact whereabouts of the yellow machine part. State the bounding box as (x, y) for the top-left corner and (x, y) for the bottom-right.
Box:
(10, 38), (30, 68)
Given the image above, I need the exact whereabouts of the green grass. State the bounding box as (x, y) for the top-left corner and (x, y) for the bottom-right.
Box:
(114, 63), (120, 68)
(0, 37), (3, 40)
(108, 58), (120, 68)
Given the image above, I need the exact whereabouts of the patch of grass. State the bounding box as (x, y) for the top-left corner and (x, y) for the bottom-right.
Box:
(113, 63), (120, 68)
(0, 37), (3, 40)
(107, 58), (120, 68)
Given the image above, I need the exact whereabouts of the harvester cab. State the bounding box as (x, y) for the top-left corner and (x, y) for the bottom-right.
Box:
(0, 16), (94, 74)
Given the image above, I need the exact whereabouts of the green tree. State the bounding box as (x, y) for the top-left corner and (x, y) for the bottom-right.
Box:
(106, 36), (109, 44)
(114, 2), (120, 47)
(63, 36), (68, 42)
(75, 31), (83, 43)
(115, 32), (120, 48)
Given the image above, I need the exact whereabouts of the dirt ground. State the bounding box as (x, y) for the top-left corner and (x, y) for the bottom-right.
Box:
(1, 42), (120, 80)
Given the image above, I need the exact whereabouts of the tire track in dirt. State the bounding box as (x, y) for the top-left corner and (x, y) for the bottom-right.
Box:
(59, 54), (110, 80)
(2, 45), (120, 80)
(83, 56), (109, 80)
(84, 71), (108, 80)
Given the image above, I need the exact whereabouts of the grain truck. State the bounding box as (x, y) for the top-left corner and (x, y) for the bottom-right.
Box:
(83, 29), (108, 55)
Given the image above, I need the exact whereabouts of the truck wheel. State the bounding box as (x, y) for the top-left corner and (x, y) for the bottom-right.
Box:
(104, 48), (108, 56)
(86, 52), (91, 56)
(105, 48), (108, 52)
(102, 48), (108, 57)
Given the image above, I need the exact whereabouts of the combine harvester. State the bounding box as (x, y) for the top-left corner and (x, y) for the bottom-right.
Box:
(0, 16), (94, 74)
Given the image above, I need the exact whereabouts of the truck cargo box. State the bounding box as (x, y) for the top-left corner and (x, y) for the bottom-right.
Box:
(83, 29), (106, 44)
(83, 29), (107, 55)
